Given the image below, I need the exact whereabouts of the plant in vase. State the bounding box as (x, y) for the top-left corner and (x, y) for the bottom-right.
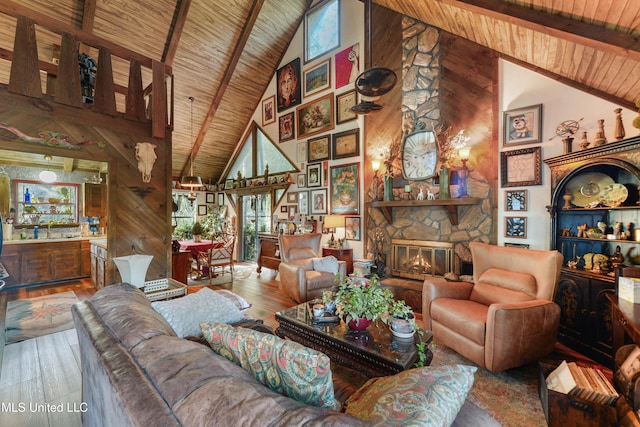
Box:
(333, 275), (395, 330)
(388, 299), (419, 337)
(191, 221), (205, 242)
(434, 124), (470, 199)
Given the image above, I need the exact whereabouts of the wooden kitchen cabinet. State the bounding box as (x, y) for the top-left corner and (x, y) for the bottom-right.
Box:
(91, 241), (107, 289)
(84, 183), (107, 217)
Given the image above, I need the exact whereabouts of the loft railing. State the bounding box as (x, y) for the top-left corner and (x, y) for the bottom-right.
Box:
(0, 4), (173, 139)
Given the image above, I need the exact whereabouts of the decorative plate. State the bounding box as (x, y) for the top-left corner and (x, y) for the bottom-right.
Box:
(564, 172), (614, 207)
(600, 183), (628, 207)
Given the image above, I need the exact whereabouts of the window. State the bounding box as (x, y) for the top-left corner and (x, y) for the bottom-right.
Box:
(304, 0), (340, 63)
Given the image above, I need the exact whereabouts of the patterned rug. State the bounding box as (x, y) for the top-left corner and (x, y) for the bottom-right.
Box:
(188, 265), (254, 285)
(5, 291), (79, 344)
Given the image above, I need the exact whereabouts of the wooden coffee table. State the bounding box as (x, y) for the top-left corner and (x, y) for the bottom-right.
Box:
(275, 303), (433, 377)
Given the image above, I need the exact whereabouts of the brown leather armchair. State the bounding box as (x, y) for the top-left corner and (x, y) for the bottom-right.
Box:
(423, 242), (563, 372)
(278, 233), (346, 303)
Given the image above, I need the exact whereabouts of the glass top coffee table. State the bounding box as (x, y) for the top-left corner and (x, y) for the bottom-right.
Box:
(275, 303), (433, 378)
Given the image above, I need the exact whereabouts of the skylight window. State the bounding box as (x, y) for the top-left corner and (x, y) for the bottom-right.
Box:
(304, 0), (340, 63)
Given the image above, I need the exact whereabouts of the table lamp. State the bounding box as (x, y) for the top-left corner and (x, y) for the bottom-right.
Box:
(323, 215), (344, 247)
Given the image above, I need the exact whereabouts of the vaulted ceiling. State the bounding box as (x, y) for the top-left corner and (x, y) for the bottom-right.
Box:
(0, 0), (638, 183)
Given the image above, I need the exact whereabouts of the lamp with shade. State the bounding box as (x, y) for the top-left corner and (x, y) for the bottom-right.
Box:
(323, 215), (345, 247)
(458, 147), (471, 198)
(181, 96), (203, 189)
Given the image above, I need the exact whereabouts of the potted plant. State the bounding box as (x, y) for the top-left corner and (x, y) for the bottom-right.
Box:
(388, 299), (419, 337)
(333, 275), (395, 330)
(191, 221), (205, 242)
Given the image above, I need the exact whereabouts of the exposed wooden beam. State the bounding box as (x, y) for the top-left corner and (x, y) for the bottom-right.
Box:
(63, 158), (74, 173)
(0, 0), (172, 75)
(79, 0), (97, 53)
(163, 0), (192, 66)
(180, 0), (265, 178)
(441, 0), (640, 62)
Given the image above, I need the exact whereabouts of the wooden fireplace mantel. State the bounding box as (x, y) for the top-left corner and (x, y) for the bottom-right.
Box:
(369, 198), (481, 225)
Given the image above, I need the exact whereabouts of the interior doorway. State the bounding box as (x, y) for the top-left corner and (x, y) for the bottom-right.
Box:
(240, 193), (272, 262)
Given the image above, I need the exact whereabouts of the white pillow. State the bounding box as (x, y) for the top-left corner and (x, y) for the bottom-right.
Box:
(151, 287), (244, 338)
(312, 256), (339, 274)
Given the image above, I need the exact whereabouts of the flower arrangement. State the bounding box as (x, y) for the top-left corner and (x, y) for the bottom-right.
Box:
(302, 105), (328, 129)
(334, 168), (356, 195)
(434, 124), (470, 169)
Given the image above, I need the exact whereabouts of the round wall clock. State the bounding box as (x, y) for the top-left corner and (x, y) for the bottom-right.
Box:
(401, 130), (438, 180)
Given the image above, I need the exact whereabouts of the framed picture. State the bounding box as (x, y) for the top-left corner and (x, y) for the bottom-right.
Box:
(224, 179), (234, 189)
(296, 141), (307, 162)
(505, 216), (527, 238)
(310, 188), (328, 215)
(197, 205), (207, 216)
(287, 192), (298, 203)
(345, 216), (361, 241)
(218, 193), (225, 206)
(503, 104), (542, 146)
(297, 92), (334, 138)
(297, 173), (306, 188)
(279, 112), (295, 142)
(306, 163), (322, 187)
(298, 191), (309, 215)
(330, 162), (359, 215)
(280, 205), (288, 213)
(500, 147), (542, 187)
(308, 134), (331, 162)
(303, 59), (331, 97)
(288, 205), (298, 219)
(205, 192), (215, 204)
(276, 58), (302, 112)
(336, 90), (357, 124)
(504, 242), (530, 249)
(332, 128), (359, 159)
(505, 190), (527, 211)
(304, 0), (340, 63)
(262, 95), (275, 126)
(335, 44), (359, 89)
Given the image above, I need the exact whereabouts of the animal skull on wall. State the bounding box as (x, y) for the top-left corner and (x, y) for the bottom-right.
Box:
(135, 142), (157, 183)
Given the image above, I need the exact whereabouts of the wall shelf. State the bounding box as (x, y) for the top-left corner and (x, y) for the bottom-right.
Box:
(369, 198), (481, 225)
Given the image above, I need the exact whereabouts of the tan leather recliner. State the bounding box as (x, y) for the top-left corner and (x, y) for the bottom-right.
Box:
(278, 233), (346, 303)
(423, 242), (563, 372)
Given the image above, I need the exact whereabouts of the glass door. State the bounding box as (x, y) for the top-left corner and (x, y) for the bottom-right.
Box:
(240, 193), (271, 261)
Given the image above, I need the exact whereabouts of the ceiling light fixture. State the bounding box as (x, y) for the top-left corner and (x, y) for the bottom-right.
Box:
(39, 155), (57, 183)
(180, 96), (203, 189)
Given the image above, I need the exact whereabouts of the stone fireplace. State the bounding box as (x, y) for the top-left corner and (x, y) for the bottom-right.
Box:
(391, 239), (453, 280)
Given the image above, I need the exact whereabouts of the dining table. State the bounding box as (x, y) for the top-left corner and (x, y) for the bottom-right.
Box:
(179, 240), (224, 279)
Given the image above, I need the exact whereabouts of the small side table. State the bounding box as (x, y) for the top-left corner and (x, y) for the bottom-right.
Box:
(171, 250), (191, 284)
(322, 247), (353, 275)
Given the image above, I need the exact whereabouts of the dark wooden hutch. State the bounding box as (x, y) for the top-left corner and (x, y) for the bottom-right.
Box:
(545, 135), (640, 367)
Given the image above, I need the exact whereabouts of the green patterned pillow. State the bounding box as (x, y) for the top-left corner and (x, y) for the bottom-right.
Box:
(200, 322), (340, 411)
(345, 364), (477, 426)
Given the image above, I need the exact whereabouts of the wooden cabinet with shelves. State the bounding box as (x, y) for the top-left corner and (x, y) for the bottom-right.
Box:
(545, 135), (640, 366)
(91, 241), (107, 289)
(84, 183), (107, 217)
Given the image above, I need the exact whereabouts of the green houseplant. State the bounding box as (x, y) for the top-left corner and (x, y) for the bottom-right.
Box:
(191, 221), (205, 242)
(333, 275), (395, 330)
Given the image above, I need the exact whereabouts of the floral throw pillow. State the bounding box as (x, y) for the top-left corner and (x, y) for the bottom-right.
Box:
(200, 322), (340, 411)
(345, 364), (477, 426)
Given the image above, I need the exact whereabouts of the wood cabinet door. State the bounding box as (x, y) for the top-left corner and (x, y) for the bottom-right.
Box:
(84, 183), (106, 217)
(52, 246), (82, 280)
(21, 250), (53, 283)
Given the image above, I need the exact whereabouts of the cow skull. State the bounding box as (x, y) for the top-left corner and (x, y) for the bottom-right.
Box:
(135, 142), (157, 183)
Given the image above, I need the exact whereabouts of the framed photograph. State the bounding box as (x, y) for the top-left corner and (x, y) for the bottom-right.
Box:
(276, 58), (302, 112)
(505, 190), (527, 211)
(218, 193), (225, 206)
(345, 216), (361, 241)
(224, 178), (234, 189)
(296, 141), (307, 162)
(297, 92), (334, 138)
(335, 44), (359, 89)
(297, 173), (306, 188)
(287, 192), (298, 203)
(279, 112), (295, 142)
(330, 162), (359, 215)
(205, 192), (215, 204)
(280, 205), (288, 213)
(503, 104), (542, 146)
(336, 90), (357, 124)
(310, 188), (328, 215)
(303, 59), (331, 97)
(298, 191), (309, 215)
(505, 216), (527, 239)
(304, 0), (340, 63)
(197, 205), (207, 216)
(306, 163), (322, 187)
(288, 205), (298, 219)
(262, 95), (275, 126)
(500, 147), (542, 187)
(307, 134), (331, 162)
(332, 128), (359, 159)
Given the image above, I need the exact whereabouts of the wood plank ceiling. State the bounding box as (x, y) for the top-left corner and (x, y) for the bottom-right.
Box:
(0, 0), (638, 183)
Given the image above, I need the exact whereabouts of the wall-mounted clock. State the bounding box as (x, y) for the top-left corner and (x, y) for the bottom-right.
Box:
(401, 130), (438, 180)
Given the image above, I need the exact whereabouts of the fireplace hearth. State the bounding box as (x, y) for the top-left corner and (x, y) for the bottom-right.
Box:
(391, 239), (453, 281)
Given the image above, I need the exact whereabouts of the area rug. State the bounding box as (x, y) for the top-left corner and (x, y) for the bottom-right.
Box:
(5, 291), (79, 344)
(188, 265), (254, 286)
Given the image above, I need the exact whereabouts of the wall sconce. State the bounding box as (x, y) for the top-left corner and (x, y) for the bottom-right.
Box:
(458, 147), (471, 198)
(371, 159), (381, 201)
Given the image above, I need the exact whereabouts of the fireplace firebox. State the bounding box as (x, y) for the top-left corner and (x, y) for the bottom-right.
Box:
(391, 239), (453, 281)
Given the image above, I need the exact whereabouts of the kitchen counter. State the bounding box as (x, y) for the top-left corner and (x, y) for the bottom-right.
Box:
(4, 236), (101, 245)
